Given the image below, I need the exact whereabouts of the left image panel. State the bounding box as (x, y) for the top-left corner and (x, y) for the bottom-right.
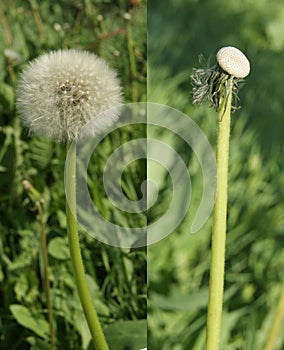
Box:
(0, 1), (146, 349)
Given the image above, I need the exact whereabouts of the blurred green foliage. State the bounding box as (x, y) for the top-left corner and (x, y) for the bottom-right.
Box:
(0, 0), (146, 349)
(148, 0), (284, 349)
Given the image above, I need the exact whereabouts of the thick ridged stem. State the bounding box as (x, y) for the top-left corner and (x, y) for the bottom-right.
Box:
(205, 77), (233, 350)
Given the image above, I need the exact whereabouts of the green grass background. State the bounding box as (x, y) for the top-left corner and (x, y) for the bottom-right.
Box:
(0, 1), (146, 349)
(148, 0), (284, 349)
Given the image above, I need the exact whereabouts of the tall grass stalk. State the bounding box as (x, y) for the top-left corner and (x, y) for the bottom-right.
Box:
(37, 201), (55, 348)
(126, 22), (138, 102)
(23, 180), (55, 347)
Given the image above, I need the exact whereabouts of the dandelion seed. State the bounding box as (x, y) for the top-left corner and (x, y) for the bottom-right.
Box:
(123, 12), (132, 20)
(4, 49), (23, 65)
(16, 49), (122, 142)
(53, 23), (62, 32)
(97, 14), (104, 22)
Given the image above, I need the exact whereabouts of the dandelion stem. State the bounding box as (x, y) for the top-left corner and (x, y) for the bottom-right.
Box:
(205, 77), (233, 350)
(65, 142), (109, 350)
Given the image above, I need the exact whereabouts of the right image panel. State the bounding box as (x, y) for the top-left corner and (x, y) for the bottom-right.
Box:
(148, 1), (284, 349)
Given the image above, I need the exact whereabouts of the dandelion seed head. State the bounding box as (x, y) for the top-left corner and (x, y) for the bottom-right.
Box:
(97, 14), (104, 22)
(16, 49), (122, 142)
(216, 46), (250, 78)
(123, 12), (132, 20)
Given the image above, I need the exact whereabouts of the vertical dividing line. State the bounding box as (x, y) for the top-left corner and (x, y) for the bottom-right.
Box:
(205, 78), (233, 350)
(65, 142), (109, 350)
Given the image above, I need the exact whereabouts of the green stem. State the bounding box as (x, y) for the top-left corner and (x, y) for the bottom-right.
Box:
(37, 201), (55, 348)
(65, 142), (109, 350)
(205, 78), (233, 350)
(264, 284), (284, 350)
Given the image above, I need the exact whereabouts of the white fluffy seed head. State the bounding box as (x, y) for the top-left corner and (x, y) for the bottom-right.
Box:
(16, 50), (122, 142)
(216, 46), (250, 78)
